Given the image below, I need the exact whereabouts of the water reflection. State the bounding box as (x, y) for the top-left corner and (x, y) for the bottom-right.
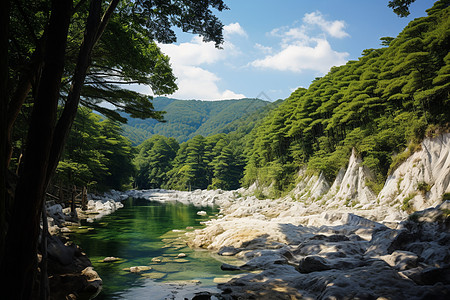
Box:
(68, 198), (237, 299)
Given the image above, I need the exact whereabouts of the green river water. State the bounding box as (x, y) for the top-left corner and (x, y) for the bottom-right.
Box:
(68, 197), (243, 299)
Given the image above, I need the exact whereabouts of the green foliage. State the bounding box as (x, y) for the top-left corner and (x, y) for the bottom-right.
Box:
(55, 107), (134, 191)
(133, 135), (179, 189)
(365, 176), (385, 196)
(417, 181), (431, 194)
(242, 1), (450, 193)
(134, 133), (245, 191)
(443, 193), (450, 201)
(402, 193), (417, 213)
(120, 97), (270, 145)
(388, 0), (417, 17)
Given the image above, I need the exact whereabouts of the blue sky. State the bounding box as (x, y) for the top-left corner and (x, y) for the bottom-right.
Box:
(139, 0), (437, 101)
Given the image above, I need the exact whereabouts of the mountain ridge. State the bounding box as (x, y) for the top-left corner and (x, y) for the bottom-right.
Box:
(120, 97), (271, 145)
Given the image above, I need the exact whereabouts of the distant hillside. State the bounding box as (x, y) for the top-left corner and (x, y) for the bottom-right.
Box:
(121, 97), (270, 145)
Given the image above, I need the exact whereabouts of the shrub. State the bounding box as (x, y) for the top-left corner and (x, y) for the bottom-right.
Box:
(401, 192), (417, 213)
(417, 181), (431, 195)
(442, 192), (450, 201)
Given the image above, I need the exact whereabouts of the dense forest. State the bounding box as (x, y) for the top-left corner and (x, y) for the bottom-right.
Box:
(242, 0), (450, 196)
(1, 0), (448, 297)
(120, 97), (270, 145)
(1, 0), (229, 297)
(56, 98), (279, 191)
(53, 0), (450, 195)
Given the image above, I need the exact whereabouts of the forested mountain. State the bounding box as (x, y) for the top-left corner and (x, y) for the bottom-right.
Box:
(57, 0), (449, 196)
(133, 100), (281, 190)
(120, 97), (270, 145)
(134, 0), (449, 194)
(242, 0), (450, 196)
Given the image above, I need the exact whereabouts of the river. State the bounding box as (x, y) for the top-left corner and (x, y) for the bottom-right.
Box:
(68, 197), (243, 299)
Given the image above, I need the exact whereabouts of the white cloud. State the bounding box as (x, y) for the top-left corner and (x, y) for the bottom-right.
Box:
(303, 11), (349, 39)
(224, 22), (248, 38)
(157, 24), (247, 100)
(251, 38), (348, 73)
(159, 36), (222, 66)
(270, 26), (310, 46)
(254, 43), (273, 54)
(250, 11), (349, 74)
(171, 65), (245, 100)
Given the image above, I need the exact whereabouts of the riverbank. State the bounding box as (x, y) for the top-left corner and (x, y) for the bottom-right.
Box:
(44, 193), (126, 299)
(110, 188), (450, 299)
(46, 185), (449, 299)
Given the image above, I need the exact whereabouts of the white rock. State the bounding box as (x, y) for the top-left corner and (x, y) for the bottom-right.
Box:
(378, 133), (450, 211)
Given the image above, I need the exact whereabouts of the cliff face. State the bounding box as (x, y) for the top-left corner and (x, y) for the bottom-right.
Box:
(289, 133), (450, 214)
(378, 133), (450, 211)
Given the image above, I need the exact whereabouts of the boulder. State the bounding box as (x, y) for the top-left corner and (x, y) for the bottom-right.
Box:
(220, 263), (241, 271)
(47, 236), (76, 266)
(218, 246), (241, 256)
(102, 256), (120, 262)
(380, 250), (418, 270)
(297, 256), (331, 273)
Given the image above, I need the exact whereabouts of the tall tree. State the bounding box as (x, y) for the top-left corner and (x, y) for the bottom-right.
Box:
(0, 0), (10, 269)
(0, 0), (228, 298)
(3, 1), (73, 298)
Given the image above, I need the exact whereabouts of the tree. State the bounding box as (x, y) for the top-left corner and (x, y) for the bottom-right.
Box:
(242, 0), (450, 195)
(0, 0), (228, 298)
(210, 143), (242, 190)
(134, 135), (179, 189)
(388, 0), (417, 17)
(0, 0), (9, 270)
(55, 108), (135, 191)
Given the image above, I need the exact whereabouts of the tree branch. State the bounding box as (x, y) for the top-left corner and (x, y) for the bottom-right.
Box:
(12, 0), (40, 45)
(46, 0), (104, 187)
(95, 0), (120, 44)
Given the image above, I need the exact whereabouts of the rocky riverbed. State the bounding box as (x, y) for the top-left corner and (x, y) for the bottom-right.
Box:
(108, 188), (449, 299)
(44, 193), (127, 299)
(43, 134), (450, 299)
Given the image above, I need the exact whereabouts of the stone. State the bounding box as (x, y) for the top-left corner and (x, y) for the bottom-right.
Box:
(420, 266), (450, 285)
(151, 257), (162, 263)
(218, 246), (241, 256)
(81, 267), (100, 282)
(380, 250), (418, 271)
(128, 266), (152, 273)
(177, 252), (186, 258)
(192, 291), (213, 300)
(220, 263), (241, 271)
(47, 235), (76, 266)
(60, 227), (72, 233)
(102, 256), (120, 262)
(140, 272), (167, 279)
(377, 133), (450, 211)
(240, 251), (288, 271)
(214, 277), (232, 283)
(298, 256), (331, 273)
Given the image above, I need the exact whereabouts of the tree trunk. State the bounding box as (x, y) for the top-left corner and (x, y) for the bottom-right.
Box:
(0, 0), (72, 298)
(0, 0), (10, 269)
(46, 0), (118, 186)
(82, 186), (88, 210)
(39, 200), (49, 300)
(71, 185), (78, 219)
(6, 53), (44, 167)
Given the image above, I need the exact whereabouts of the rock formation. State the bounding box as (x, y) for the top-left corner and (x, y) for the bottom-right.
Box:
(378, 133), (450, 211)
(43, 192), (125, 299)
